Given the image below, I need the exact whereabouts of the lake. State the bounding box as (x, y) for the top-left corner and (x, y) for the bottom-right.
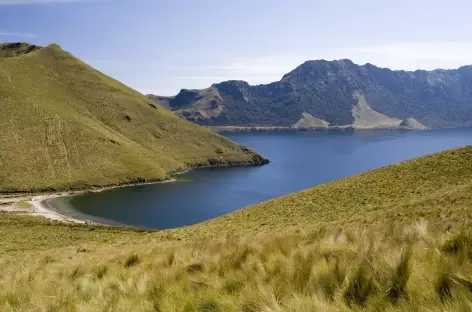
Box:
(45, 129), (472, 229)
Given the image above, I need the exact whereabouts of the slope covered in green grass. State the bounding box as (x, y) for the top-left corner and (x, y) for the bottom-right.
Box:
(192, 145), (472, 237)
(0, 43), (266, 192)
(1, 146), (472, 311)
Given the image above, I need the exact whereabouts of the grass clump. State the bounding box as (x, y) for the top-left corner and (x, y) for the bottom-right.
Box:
(93, 265), (108, 279)
(124, 253), (140, 268)
(344, 261), (376, 307)
(442, 232), (472, 261)
(387, 247), (412, 303)
(313, 258), (346, 300)
(436, 271), (453, 301)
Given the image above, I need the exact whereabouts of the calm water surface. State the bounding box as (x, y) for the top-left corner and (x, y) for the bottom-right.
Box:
(46, 129), (472, 229)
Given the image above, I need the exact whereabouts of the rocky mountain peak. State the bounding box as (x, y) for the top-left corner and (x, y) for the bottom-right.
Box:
(170, 89), (201, 109)
(149, 59), (472, 129)
(215, 80), (251, 101)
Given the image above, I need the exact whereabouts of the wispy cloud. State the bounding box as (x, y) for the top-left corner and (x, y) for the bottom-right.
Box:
(172, 56), (314, 86)
(175, 42), (472, 87)
(0, 0), (93, 4)
(74, 41), (472, 96)
(0, 31), (38, 38)
(348, 42), (472, 70)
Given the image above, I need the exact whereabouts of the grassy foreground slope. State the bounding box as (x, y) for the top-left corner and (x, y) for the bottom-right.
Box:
(1, 147), (472, 311)
(0, 43), (265, 192)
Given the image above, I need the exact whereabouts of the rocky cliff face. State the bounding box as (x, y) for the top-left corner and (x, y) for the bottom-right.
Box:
(149, 60), (472, 129)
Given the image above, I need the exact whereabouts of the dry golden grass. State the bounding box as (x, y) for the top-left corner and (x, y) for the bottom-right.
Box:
(1, 221), (471, 311)
(1, 145), (472, 311)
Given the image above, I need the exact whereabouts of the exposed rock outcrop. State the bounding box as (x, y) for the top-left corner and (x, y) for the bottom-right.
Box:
(399, 118), (428, 130)
(351, 92), (401, 129)
(293, 112), (329, 129)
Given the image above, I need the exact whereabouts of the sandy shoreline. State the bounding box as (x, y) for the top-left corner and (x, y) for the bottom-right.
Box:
(32, 194), (87, 223)
(0, 176), (180, 224)
(0, 192), (86, 223)
(0, 161), (266, 225)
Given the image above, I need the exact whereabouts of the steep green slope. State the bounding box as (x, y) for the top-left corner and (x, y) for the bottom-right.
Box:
(149, 60), (472, 129)
(0, 43), (266, 192)
(1, 147), (472, 311)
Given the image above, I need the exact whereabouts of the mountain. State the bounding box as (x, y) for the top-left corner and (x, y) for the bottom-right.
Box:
(0, 43), (266, 192)
(148, 59), (472, 130)
(2, 146), (472, 310)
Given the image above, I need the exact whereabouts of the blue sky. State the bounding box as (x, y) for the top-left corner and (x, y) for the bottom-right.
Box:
(1, 0), (472, 95)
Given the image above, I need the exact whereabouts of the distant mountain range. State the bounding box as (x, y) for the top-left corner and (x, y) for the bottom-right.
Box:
(148, 59), (472, 130)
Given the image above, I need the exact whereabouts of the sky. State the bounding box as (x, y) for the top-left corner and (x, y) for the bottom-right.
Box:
(1, 0), (472, 95)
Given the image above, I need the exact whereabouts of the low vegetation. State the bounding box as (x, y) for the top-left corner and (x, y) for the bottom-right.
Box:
(1, 217), (471, 311)
(1, 146), (472, 311)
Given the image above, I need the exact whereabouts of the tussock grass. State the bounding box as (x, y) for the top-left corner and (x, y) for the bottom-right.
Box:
(124, 253), (140, 268)
(1, 224), (471, 311)
(1, 146), (472, 310)
(442, 232), (472, 261)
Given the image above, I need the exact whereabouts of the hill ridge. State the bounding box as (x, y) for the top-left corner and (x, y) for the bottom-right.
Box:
(0, 42), (267, 193)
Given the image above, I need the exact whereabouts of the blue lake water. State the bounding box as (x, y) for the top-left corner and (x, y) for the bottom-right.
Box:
(46, 129), (472, 229)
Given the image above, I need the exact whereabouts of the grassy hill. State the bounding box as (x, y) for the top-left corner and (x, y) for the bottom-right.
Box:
(1, 146), (472, 311)
(0, 43), (266, 193)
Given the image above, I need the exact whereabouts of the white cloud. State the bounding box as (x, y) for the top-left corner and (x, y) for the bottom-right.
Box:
(174, 42), (472, 89)
(0, 31), (38, 38)
(78, 41), (472, 95)
(172, 56), (309, 86)
(348, 42), (472, 70)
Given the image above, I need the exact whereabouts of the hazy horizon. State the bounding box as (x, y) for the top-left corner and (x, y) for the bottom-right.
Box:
(1, 0), (472, 95)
